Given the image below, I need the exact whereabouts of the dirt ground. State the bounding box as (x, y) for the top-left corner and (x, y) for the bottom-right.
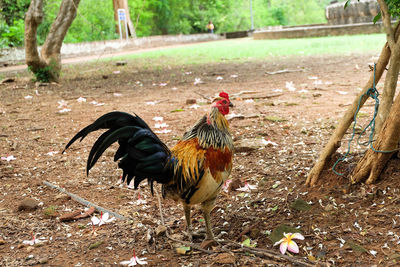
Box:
(1, 51), (400, 266)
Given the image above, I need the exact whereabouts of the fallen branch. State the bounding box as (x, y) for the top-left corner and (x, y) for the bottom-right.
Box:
(43, 181), (128, 220)
(231, 90), (259, 97)
(219, 240), (317, 267)
(241, 93), (283, 100)
(265, 69), (304, 75)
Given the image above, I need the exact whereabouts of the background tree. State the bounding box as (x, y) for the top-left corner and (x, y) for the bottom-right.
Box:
(112, 0), (136, 38)
(306, 0), (400, 186)
(25, 0), (80, 82)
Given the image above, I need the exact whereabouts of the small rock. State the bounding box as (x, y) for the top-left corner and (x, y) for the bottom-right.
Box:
(0, 239), (5, 245)
(155, 225), (167, 237)
(115, 61), (127, 66)
(102, 75), (108, 79)
(55, 193), (71, 201)
(313, 93), (322, 98)
(186, 99), (197, 105)
(18, 198), (39, 211)
(200, 239), (216, 250)
(214, 252), (236, 264)
(26, 246), (35, 253)
(38, 257), (49, 264)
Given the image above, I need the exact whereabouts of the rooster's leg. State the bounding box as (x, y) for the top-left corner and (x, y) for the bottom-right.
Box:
(201, 198), (216, 240)
(183, 204), (193, 240)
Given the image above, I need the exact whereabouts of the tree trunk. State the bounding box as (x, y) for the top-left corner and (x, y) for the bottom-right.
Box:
(25, 0), (46, 72)
(25, 0), (81, 82)
(307, 1), (400, 187)
(351, 86), (400, 184)
(112, 0), (136, 38)
(305, 43), (390, 186)
(374, 42), (400, 134)
(306, 22), (400, 186)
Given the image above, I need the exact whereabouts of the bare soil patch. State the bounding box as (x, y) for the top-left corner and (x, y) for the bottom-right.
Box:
(1, 53), (400, 266)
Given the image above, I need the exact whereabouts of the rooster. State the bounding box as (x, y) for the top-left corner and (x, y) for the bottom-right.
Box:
(63, 92), (234, 241)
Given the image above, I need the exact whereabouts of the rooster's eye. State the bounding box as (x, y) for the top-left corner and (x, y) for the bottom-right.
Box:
(222, 100), (227, 104)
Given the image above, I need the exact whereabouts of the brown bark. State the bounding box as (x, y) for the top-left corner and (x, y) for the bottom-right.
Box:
(25, 0), (81, 82)
(374, 42), (400, 134)
(306, 20), (400, 187)
(374, 0), (398, 135)
(305, 42), (390, 186)
(351, 87), (400, 184)
(112, 0), (136, 38)
(24, 0), (46, 71)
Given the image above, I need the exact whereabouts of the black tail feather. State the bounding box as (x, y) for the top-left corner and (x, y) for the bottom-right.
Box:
(64, 111), (173, 190)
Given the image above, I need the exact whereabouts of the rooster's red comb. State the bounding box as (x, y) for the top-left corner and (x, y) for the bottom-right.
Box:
(219, 92), (229, 99)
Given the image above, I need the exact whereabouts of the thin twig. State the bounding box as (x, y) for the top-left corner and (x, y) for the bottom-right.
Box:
(241, 93), (283, 100)
(195, 92), (212, 102)
(265, 69), (304, 75)
(43, 181), (128, 220)
(219, 239), (317, 267)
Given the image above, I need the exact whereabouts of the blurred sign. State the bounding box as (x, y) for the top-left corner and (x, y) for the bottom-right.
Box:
(118, 9), (126, 21)
(117, 9), (128, 40)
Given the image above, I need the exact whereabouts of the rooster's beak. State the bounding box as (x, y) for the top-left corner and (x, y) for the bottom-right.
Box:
(229, 101), (234, 107)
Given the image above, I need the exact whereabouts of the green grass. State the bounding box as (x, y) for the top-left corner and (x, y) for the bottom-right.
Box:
(107, 34), (386, 66)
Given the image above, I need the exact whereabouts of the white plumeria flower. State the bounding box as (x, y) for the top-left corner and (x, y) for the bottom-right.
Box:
(216, 76), (224, 80)
(155, 129), (171, 134)
(113, 93), (122, 97)
(25, 95), (33, 99)
(273, 88), (283, 92)
(46, 151), (58, 156)
(245, 99), (254, 103)
(230, 74), (238, 78)
(152, 116), (163, 122)
(337, 91), (348, 95)
(261, 138), (278, 146)
(298, 89), (309, 93)
(236, 182), (257, 192)
(135, 193), (147, 205)
(313, 80), (323, 85)
(159, 83), (167, 87)
(1, 155), (16, 161)
(58, 108), (71, 113)
(274, 232), (304, 255)
(154, 123), (169, 129)
(222, 179), (232, 192)
(189, 104), (200, 109)
(57, 100), (68, 109)
(285, 81), (296, 91)
(145, 101), (157, 105)
(23, 233), (44, 246)
(77, 97), (86, 103)
(120, 250), (148, 266)
(91, 212), (116, 226)
(194, 78), (203, 85)
(90, 101), (105, 106)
